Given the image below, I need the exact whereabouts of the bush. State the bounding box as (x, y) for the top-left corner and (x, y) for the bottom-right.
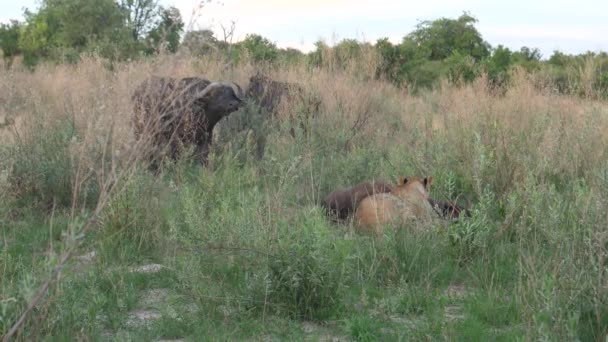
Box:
(99, 171), (169, 254)
(265, 213), (347, 320)
(4, 117), (100, 209)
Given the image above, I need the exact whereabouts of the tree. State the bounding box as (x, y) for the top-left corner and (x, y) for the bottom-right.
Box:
(374, 37), (442, 88)
(241, 34), (278, 63)
(445, 51), (478, 84)
(548, 50), (569, 67)
(181, 29), (219, 55)
(18, 0), (130, 66)
(514, 46), (542, 62)
(404, 12), (490, 61)
(18, 7), (58, 66)
(145, 6), (184, 54)
(333, 39), (365, 68)
(511, 46), (542, 72)
(307, 40), (328, 68)
(396, 39), (443, 89)
(278, 47), (304, 65)
(0, 20), (22, 67)
(49, 0), (126, 49)
(375, 38), (400, 82)
(120, 0), (159, 41)
(485, 45), (512, 87)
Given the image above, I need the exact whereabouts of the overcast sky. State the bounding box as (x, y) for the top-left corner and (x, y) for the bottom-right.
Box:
(2, 0), (607, 58)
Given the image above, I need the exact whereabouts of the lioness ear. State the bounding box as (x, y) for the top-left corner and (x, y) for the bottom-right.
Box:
(423, 176), (433, 188)
(396, 176), (407, 185)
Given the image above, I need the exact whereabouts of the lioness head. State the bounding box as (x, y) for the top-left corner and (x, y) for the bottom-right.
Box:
(390, 176), (432, 200)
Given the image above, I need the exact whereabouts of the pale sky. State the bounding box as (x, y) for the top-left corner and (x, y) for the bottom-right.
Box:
(2, 0), (607, 58)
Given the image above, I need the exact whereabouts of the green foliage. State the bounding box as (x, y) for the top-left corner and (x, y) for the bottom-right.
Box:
(120, 0), (160, 41)
(484, 45), (512, 88)
(511, 46), (542, 71)
(464, 293), (519, 328)
(145, 6), (184, 54)
(181, 29), (220, 56)
(3, 117), (99, 209)
(333, 39), (364, 66)
(374, 38), (444, 89)
(307, 40), (327, 68)
(445, 51), (479, 84)
(265, 214), (346, 320)
(404, 12), (490, 62)
(395, 286), (439, 316)
(345, 314), (382, 341)
(548, 50), (568, 66)
(11, 0), (185, 67)
(4, 5), (608, 98)
(18, 8), (58, 67)
(17, 0), (132, 66)
(99, 171), (168, 255)
(371, 13), (608, 96)
(373, 13), (489, 90)
(0, 20), (22, 67)
(374, 38), (402, 84)
(448, 188), (496, 264)
(277, 47), (305, 66)
(51, 0), (126, 50)
(241, 34), (278, 63)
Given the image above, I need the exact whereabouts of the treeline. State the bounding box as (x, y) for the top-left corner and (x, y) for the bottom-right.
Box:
(1, 3), (607, 97)
(0, 0), (184, 66)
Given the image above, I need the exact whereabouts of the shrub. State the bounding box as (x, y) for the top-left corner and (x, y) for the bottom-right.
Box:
(4, 117), (100, 209)
(265, 213), (347, 320)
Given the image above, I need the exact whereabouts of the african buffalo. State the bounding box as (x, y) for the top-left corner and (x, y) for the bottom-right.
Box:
(322, 180), (394, 223)
(245, 73), (321, 137)
(131, 76), (244, 169)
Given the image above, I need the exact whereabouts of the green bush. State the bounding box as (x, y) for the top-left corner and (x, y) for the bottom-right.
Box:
(99, 171), (169, 255)
(5, 117), (100, 209)
(265, 213), (347, 320)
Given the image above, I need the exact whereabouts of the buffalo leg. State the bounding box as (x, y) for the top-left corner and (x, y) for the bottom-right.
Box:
(194, 137), (212, 166)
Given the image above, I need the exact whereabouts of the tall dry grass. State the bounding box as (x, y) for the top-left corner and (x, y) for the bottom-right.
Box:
(3, 51), (605, 172)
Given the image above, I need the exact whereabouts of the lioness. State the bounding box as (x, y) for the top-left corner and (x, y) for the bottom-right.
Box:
(354, 176), (436, 235)
(322, 180), (393, 223)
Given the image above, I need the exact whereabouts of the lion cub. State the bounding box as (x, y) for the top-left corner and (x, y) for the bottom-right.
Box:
(354, 176), (435, 235)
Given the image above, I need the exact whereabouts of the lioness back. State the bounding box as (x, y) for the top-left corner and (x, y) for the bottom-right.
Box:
(354, 176), (434, 235)
(354, 193), (410, 235)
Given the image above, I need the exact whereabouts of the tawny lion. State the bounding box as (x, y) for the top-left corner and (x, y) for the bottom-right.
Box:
(354, 176), (436, 235)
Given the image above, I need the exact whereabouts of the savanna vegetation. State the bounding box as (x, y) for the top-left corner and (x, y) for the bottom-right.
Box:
(1, 2), (608, 341)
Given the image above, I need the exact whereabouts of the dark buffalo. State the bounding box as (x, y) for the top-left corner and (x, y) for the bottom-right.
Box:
(132, 76), (244, 168)
(245, 73), (321, 137)
(322, 180), (394, 223)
